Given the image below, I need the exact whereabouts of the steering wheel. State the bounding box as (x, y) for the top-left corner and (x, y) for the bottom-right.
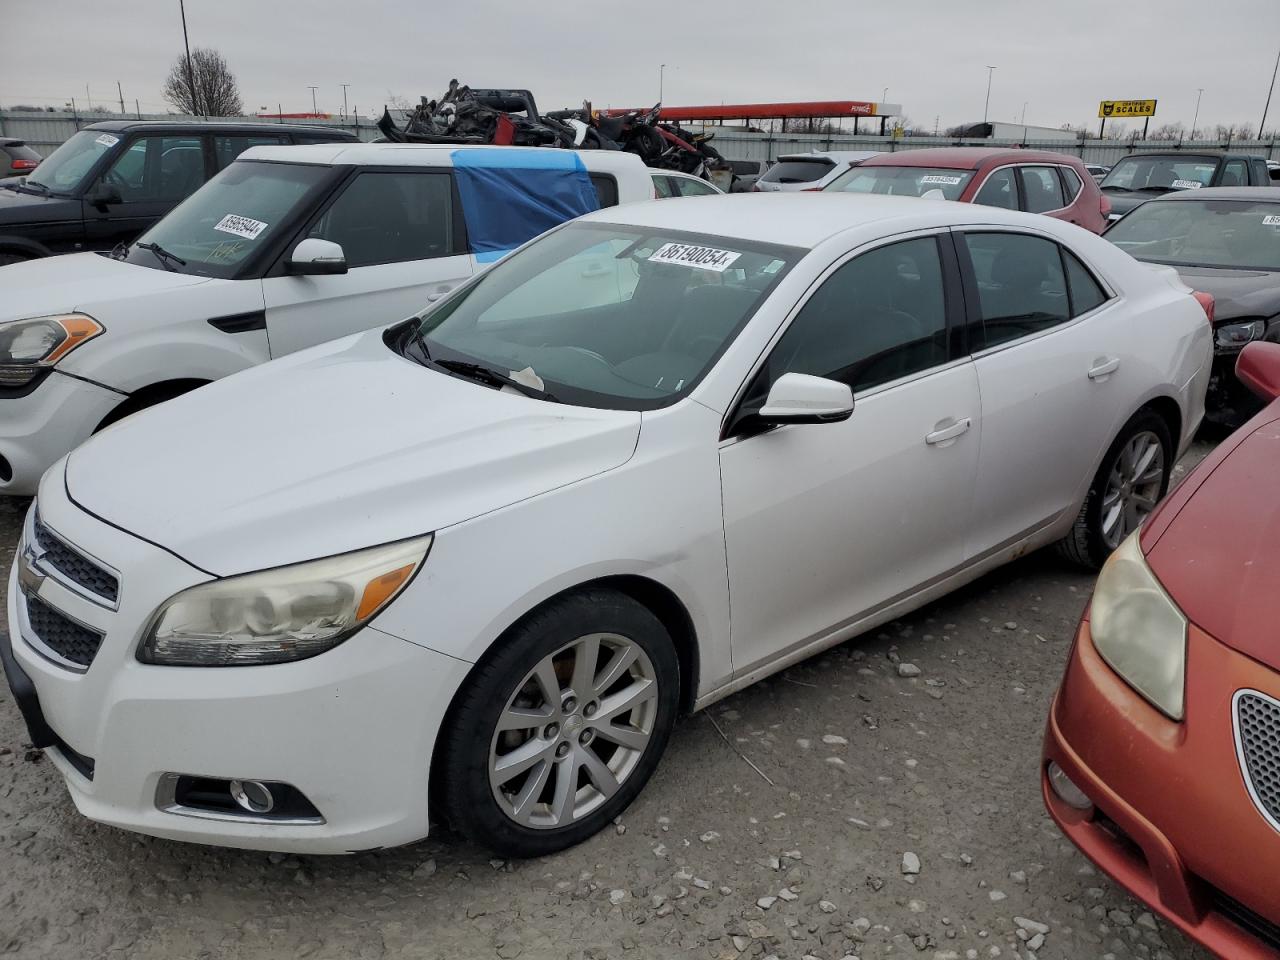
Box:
(101, 167), (129, 189)
(564, 346), (612, 367)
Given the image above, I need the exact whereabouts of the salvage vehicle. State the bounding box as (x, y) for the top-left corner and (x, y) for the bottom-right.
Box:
(752, 151), (879, 192)
(0, 120), (357, 264)
(1106, 187), (1280, 427)
(825, 148), (1109, 233)
(0, 138), (42, 179)
(1099, 151), (1271, 222)
(0, 143), (653, 495)
(3, 194), (1211, 857)
(1043, 340), (1280, 960)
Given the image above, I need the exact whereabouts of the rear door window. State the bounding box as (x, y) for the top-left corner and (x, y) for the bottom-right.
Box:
(1018, 166), (1066, 213)
(1062, 249), (1109, 316)
(1058, 166), (1083, 202)
(962, 232), (1070, 350)
(973, 168), (1017, 209)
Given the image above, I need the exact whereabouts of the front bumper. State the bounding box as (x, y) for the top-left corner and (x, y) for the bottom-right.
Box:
(0, 370), (122, 496)
(2, 481), (470, 853)
(1043, 617), (1280, 959)
(1205, 352), (1264, 429)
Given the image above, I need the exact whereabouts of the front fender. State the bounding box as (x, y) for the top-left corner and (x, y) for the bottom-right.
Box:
(0, 235), (52, 259)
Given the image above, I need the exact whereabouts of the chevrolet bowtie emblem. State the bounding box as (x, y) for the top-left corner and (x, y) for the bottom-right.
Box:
(17, 539), (45, 597)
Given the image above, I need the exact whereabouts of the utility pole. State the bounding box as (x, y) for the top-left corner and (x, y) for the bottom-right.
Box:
(308, 86), (319, 116)
(117, 81), (125, 116)
(340, 83), (350, 120)
(1021, 102), (1028, 126)
(982, 66), (996, 127)
(882, 86), (888, 104)
(85, 84), (92, 113)
(179, 0), (199, 116)
(659, 64), (665, 103)
(135, 98), (141, 120)
(1191, 88), (1204, 140)
(1260, 44), (1280, 139)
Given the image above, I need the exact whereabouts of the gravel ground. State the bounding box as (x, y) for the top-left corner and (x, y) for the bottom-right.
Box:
(0, 446), (1215, 960)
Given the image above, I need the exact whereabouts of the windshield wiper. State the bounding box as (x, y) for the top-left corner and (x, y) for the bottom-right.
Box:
(432, 357), (557, 402)
(135, 241), (187, 271)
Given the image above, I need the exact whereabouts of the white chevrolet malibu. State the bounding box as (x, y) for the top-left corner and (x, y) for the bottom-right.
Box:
(4, 194), (1211, 857)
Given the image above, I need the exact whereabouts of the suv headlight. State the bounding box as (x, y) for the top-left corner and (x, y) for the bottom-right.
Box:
(1090, 531), (1187, 720)
(1216, 318), (1266, 350)
(0, 314), (104, 386)
(139, 535), (432, 666)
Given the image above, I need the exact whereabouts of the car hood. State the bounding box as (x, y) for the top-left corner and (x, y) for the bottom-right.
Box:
(0, 183), (80, 226)
(1145, 411), (1280, 672)
(0, 252), (211, 323)
(65, 330), (642, 575)
(1165, 265), (1280, 322)
(1102, 190), (1170, 216)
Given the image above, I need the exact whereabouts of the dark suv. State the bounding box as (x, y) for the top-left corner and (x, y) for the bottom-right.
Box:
(0, 120), (357, 264)
(1099, 151), (1271, 222)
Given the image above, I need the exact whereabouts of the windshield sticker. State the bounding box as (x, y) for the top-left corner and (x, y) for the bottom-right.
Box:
(213, 214), (269, 240)
(648, 242), (741, 273)
(94, 133), (120, 148)
(920, 175), (964, 186)
(1171, 179), (1203, 190)
(1263, 215), (1280, 226)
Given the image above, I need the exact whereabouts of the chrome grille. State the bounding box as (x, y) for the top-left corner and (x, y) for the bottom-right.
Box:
(25, 593), (104, 669)
(33, 515), (119, 604)
(1235, 690), (1280, 833)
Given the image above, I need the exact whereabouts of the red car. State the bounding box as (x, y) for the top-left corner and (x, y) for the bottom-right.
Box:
(824, 147), (1110, 233)
(1043, 340), (1280, 959)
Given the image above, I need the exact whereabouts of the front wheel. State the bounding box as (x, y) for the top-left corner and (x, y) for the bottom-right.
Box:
(1057, 410), (1172, 568)
(437, 588), (680, 858)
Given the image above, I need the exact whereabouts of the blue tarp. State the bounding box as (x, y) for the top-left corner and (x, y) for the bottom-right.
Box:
(452, 149), (601, 263)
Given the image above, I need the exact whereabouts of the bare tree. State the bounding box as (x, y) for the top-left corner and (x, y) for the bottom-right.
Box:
(1147, 122), (1186, 141)
(162, 47), (243, 116)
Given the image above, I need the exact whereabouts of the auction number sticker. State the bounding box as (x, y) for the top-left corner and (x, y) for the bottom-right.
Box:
(94, 133), (119, 148)
(1263, 215), (1280, 226)
(920, 175), (963, 185)
(1171, 179), (1203, 190)
(213, 214), (269, 240)
(648, 242), (741, 273)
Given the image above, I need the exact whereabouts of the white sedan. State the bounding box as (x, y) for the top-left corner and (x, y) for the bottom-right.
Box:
(5, 194), (1211, 857)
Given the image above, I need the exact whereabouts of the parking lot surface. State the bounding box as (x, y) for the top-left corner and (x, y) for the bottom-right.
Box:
(0, 453), (1212, 960)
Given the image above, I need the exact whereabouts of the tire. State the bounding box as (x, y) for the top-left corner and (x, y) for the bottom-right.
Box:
(1057, 409), (1173, 569)
(0, 252), (32, 268)
(438, 587), (680, 858)
(95, 382), (204, 432)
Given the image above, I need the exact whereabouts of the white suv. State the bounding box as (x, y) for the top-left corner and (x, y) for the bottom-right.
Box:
(753, 151), (881, 192)
(0, 144), (654, 495)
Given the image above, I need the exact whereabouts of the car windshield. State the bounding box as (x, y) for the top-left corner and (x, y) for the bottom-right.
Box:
(406, 221), (801, 410)
(22, 130), (119, 194)
(122, 160), (333, 278)
(825, 165), (976, 200)
(1100, 156), (1216, 193)
(759, 159), (834, 184)
(1107, 199), (1280, 271)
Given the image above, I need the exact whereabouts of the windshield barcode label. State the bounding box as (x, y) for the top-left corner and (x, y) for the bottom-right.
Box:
(648, 242), (741, 272)
(213, 214), (268, 240)
(1170, 179), (1203, 190)
(1264, 215), (1280, 226)
(920, 175), (963, 185)
(94, 133), (119, 148)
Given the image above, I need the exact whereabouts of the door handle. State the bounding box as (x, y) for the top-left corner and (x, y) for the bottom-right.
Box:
(426, 285), (455, 303)
(1088, 357), (1120, 380)
(925, 417), (971, 446)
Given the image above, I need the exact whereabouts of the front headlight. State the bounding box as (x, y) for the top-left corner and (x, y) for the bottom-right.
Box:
(1090, 531), (1187, 720)
(0, 313), (104, 386)
(1216, 319), (1267, 350)
(139, 535), (432, 666)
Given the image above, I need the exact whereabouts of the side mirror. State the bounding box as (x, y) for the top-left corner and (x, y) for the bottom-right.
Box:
(758, 373), (854, 425)
(1236, 341), (1280, 402)
(87, 183), (122, 207)
(287, 238), (347, 276)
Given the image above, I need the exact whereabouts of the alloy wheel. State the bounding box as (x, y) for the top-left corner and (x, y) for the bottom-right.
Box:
(1100, 430), (1165, 550)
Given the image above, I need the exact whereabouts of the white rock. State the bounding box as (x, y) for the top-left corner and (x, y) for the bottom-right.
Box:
(902, 852), (922, 875)
(700, 831), (721, 843)
(1014, 918), (1049, 936)
(988, 890), (1007, 902)
(1027, 933), (1045, 951)
(757, 896), (778, 910)
(819, 900), (837, 913)
(822, 734), (848, 746)
(825, 756), (847, 768)
(897, 663), (922, 678)
(778, 887), (798, 901)
(609, 889), (628, 905)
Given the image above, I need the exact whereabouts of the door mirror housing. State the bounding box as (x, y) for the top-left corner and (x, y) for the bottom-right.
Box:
(86, 183), (122, 207)
(288, 238), (348, 276)
(758, 373), (854, 425)
(1236, 341), (1280, 402)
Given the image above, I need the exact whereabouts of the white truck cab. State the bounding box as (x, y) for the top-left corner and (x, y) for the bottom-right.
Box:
(0, 144), (654, 494)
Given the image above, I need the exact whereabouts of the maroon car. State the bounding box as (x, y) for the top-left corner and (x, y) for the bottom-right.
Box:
(824, 147), (1110, 233)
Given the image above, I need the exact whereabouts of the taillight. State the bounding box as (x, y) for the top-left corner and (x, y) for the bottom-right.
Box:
(10, 159), (38, 171)
(1192, 291), (1215, 325)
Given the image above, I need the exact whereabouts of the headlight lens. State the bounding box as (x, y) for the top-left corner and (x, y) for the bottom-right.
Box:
(139, 535), (432, 666)
(1090, 531), (1187, 720)
(1216, 319), (1267, 350)
(0, 313), (104, 386)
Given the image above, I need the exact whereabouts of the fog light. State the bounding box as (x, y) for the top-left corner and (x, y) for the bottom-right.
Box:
(230, 779), (275, 814)
(1047, 761), (1093, 811)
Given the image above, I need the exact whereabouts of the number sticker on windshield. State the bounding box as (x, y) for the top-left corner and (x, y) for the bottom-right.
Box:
(1171, 179), (1203, 190)
(920, 175), (963, 186)
(648, 242), (741, 273)
(213, 214), (269, 240)
(94, 133), (119, 148)
(1263, 215), (1280, 226)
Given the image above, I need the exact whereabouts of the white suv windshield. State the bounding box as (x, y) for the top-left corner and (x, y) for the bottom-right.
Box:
(123, 160), (333, 278)
(409, 222), (801, 410)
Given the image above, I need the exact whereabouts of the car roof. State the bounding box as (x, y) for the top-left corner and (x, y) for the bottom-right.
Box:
(1146, 186), (1280, 202)
(776, 150), (881, 163)
(84, 119), (354, 137)
(1114, 151), (1227, 161)
(577, 192), (1055, 249)
(238, 142), (650, 174)
(862, 147), (1080, 169)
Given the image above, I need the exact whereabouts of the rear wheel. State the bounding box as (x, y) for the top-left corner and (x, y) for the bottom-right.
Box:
(438, 588), (679, 858)
(1057, 410), (1172, 568)
(0, 251), (32, 267)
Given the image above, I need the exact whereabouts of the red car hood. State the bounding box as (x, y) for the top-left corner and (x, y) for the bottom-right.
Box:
(1144, 408), (1280, 672)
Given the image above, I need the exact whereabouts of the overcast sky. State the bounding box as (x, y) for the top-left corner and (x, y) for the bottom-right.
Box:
(3, 0), (1279, 134)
